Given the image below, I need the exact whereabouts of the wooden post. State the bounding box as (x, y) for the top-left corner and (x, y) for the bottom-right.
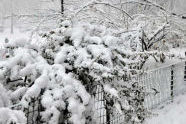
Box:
(170, 65), (174, 102)
(106, 100), (110, 124)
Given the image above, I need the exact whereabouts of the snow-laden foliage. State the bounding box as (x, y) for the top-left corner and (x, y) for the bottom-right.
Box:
(0, 35), (92, 123)
(0, 12), (185, 124)
(0, 108), (26, 124)
(0, 0), (185, 124)
(39, 21), (162, 123)
(40, 18), (182, 124)
(0, 83), (11, 107)
(0, 21), (155, 123)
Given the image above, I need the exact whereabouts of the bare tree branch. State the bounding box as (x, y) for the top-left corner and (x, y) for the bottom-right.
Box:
(74, 2), (134, 20)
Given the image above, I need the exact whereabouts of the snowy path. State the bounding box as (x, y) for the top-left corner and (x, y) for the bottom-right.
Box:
(145, 93), (186, 124)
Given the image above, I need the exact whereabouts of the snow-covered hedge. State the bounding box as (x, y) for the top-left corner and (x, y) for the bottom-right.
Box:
(0, 18), (181, 123)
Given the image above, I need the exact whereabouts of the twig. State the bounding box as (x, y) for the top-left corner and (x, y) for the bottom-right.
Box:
(74, 2), (133, 20)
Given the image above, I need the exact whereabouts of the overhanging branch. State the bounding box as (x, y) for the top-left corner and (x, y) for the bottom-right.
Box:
(74, 2), (134, 20)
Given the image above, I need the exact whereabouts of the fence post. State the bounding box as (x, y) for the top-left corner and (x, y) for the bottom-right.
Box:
(32, 98), (35, 124)
(170, 65), (174, 102)
(26, 106), (29, 124)
(184, 61), (186, 81)
(102, 84), (111, 124)
(185, 52), (186, 81)
(106, 100), (111, 124)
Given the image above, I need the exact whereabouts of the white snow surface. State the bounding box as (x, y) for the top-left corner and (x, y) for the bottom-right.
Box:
(0, 15), (185, 124)
(145, 92), (186, 124)
(0, 83), (11, 107)
(0, 108), (26, 124)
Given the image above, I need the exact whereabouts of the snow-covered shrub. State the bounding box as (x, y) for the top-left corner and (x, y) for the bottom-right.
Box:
(0, 84), (11, 107)
(0, 18), (181, 123)
(0, 37), (92, 124)
(0, 21), (148, 123)
(0, 108), (26, 124)
(39, 21), (151, 123)
(38, 18), (186, 123)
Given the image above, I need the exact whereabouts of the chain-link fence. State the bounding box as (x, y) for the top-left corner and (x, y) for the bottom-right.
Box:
(11, 97), (43, 124)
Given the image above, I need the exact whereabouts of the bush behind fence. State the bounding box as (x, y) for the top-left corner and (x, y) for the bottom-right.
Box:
(11, 61), (186, 124)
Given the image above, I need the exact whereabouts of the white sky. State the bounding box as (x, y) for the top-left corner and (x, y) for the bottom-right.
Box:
(0, 0), (185, 21)
(0, 0), (185, 16)
(0, 0), (61, 17)
(173, 0), (186, 15)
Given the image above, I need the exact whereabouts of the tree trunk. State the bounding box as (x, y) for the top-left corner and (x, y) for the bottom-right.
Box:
(61, 0), (64, 14)
(11, 0), (14, 34)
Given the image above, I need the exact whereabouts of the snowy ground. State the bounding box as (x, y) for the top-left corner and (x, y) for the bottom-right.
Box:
(145, 92), (186, 124)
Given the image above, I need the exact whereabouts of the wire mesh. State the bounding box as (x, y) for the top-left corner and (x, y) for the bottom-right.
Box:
(138, 61), (186, 110)
(91, 84), (125, 124)
(11, 97), (42, 124)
